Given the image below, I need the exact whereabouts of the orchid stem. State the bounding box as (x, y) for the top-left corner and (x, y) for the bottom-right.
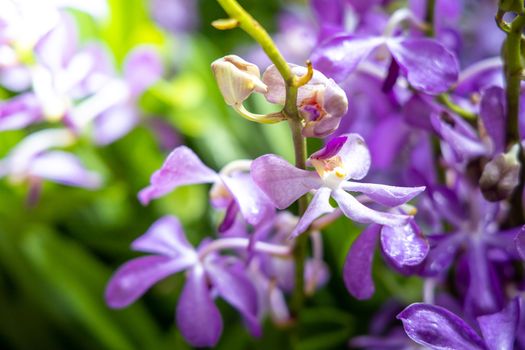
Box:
(216, 0), (292, 83)
(215, 0), (311, 333)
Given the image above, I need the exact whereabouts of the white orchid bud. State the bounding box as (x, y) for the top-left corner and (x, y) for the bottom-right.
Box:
(211, 55), (267, 106)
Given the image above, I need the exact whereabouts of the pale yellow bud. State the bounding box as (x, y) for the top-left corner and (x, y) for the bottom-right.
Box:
(211, 55), (267, 106)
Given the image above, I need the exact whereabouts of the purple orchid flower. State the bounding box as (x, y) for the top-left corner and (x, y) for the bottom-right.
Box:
(138, 146), (274, 232)
(105, 215), (261, 347)
(251, 134), (425, 238)
(310, 9), (459, 95)
(398, 298), (521, 350)
(0, 128), (101, 192)
(343, 221), (429, 300)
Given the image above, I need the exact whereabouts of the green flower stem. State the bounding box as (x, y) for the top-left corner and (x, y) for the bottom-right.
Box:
(216, 0), (310, 320)
(435, 94), (477, 120)
(216, 0), (292, 83)
(504, 14), (525, 143)
(424, 0), (435, 36)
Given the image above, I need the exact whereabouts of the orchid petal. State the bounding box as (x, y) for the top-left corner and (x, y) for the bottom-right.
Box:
(138, 146), (219, 205)
(105, 255), (189, 308)
(131, 216), (196, 259)
(477, 298), (519, 350)
(290, 187), (334, 238)
(332, 189), (409, 227)
(380, 221), (429, 267)
(397, 303), (486, 350)
(342, 182), (425, 207)
(387, 37), (459, 95)
(343, 224), (381, 299)
(176, 266), (223, 347)
(251, 154), (321, 209)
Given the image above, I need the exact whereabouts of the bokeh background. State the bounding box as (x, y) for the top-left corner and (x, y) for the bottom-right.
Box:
(0, 0), (436, 349)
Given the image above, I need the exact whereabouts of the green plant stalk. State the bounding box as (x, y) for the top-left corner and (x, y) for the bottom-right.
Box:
(215, 0), (310, 319)
(504, 15), (525, 143)
(424, 0), (436, 36)
(216, 0), (292, 83)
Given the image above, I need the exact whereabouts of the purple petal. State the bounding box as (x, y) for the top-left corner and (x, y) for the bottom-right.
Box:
(311, 0), (343, 27)
(138, 146), (219, 205)
(131, 215), (196, 258)
(477, 298), (519, 350)
(105, 255), (188, 308)
(207, 262), (261, 337)
(516, 227), (525, 260)
(380, 221), (429, 267)
(310, 135), (348, 160)
(311, 35), (385, 82)
(480, 86), (506, 154)
(343, 224), (381, 299)
(332, 189), (409, 227)
(221, 172), (274, 227)
(35, 13), (78, 70)
(93, 105), (139, 145)
(342, 182), (425, 207)
(290, 187), (334, 238)
(28, 151), (102, 189)
(465, 241), (504, 316)
(176, 266), (223, 347)
(397, 303), (486, 350)
(422, 233), (464, 276)
(335, 133), (371, 180)
(124, 46), (163, 97)
(0, 93), (42, 131)
(251, 154), (321, 209)
(387, 37), (459, 95)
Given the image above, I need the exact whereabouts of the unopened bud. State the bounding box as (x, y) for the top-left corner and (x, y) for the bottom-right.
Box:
(480, 144), (522, 201)
(211, 55), (267, 106)
(262, 64), (348, 138)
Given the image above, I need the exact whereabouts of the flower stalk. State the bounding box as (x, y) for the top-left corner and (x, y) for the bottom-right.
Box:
(215, 0), (311, 322)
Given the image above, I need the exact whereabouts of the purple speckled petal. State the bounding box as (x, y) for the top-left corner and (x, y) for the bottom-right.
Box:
(477, 298), (519, 350)
(28, 151), (102, 189)
(311, 35), (385, 82)
(251, 154), (322, 209)
(124, 46), (163, 97)
(397, 303), (486, 350)
(221, 172), (274, 227)
(138, 146), (219, 205)
(332, 189), (409, 227)
(131, 215), (196, 258)
(207, 262), (261, 337)
(480, 86), (506, 154)
(516, 227), (525, 260)
(343, 224), (381, 300)
(380, 221), (429, 267)
(387, 37), (459, 95)
(105, 255), (190, 308)
(290, 187), (334, 238)
(342, 182), (425, 207)
(176, 266), (223, 348)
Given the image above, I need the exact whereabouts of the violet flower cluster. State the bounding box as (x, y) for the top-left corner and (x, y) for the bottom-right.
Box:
(0, 0), (163, 199)
(102, 0), (525, 348)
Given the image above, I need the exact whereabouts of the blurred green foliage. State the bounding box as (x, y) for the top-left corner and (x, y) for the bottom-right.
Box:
(0, 0), (422, 349)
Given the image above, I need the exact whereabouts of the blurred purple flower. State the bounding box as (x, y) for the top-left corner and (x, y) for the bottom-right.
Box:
(105, 215), (261, 347)
(0, 128), (101, 191)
